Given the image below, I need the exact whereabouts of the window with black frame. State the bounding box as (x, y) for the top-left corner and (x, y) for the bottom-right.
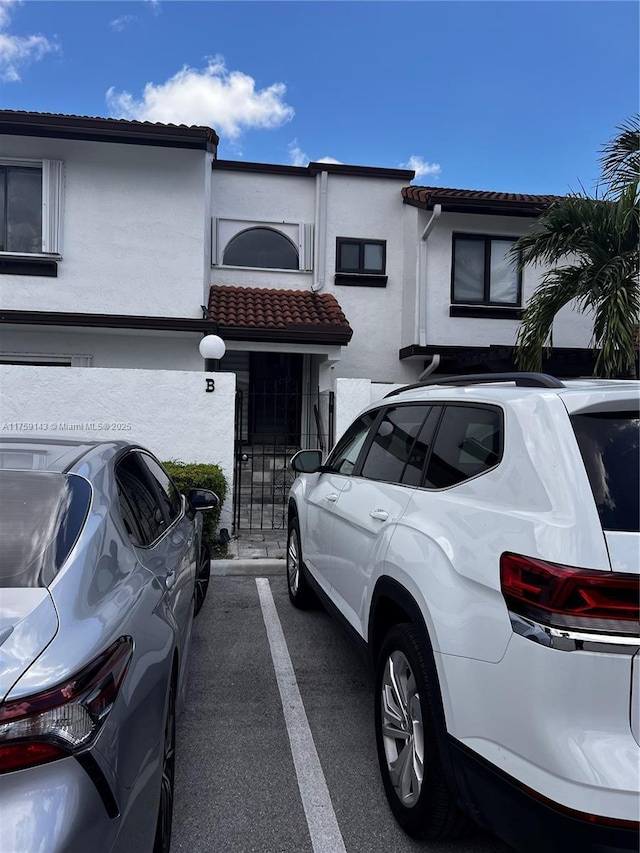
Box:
(337, 238), (385, 274)
(335, 237), (387, 286)
(0, 165), (42, 254)
(452, 234), (521, 307)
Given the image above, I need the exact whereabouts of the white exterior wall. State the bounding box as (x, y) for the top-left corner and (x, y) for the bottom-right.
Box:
(0, 366), (236, 529)
(419, 211), (593, 348)
(0, 135), (210, 318)
(323, 175), (419, 384)
(211, 170), (315, 290)
(212, 168), (422, 385)
(0, 328), (205, 370)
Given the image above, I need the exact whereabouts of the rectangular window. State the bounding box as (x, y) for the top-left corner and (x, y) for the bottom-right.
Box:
(0, 160), (64, 257)
(336, 238), (386, 275)
(452, 235), (521, 306)
(0, 166), (42, 254)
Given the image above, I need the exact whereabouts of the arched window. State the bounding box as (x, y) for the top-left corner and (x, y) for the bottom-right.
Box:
(223, 227), (299, 270)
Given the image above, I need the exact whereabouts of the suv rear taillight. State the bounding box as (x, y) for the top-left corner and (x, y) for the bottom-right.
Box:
(500, 553), (640, 637)
(0, 636), (133, 774)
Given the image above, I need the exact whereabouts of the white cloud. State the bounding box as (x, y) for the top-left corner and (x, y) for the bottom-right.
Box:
(288, 140), (307, 166)
(400, 155), (441, 180)
(110, 15), (137, 32)
(287, 141), (342, 167)
(0, 0), (58, 82)
(106, 56), (294, 139)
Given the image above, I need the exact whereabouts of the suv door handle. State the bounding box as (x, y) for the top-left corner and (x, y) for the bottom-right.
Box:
(370, 509), (389, 521)
(325, 493), (339, 503)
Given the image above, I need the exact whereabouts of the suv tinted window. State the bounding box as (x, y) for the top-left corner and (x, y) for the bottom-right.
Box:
(402, 407), (441, 486)
(325, 411), (378, 475)
(361, 405), (434, 484)
(571, 411), (639, 532)
(425, 405), (502, 488)
(116, 453), (166, 545)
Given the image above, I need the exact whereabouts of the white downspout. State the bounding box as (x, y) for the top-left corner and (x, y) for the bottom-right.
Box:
(312, 170), (328, 292)
(418, 354), (440, 380)
(417, 203), (441, 346)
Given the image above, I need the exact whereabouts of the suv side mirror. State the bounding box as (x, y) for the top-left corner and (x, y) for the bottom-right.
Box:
(290, 449), (323, 474)
(188, 488), (219, 512)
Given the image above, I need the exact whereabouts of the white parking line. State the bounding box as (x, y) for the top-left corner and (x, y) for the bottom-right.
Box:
(256, 577), (347, 853)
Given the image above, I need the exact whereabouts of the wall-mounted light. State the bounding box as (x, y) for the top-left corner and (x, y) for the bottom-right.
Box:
(199, 334), (226, 371)
(199, 334), (226, 360)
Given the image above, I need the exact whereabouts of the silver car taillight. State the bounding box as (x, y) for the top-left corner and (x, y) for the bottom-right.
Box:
(0, 636), (133, 774)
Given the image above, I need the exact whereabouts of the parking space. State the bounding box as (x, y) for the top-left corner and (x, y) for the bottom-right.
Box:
(172, 572), (513, 853)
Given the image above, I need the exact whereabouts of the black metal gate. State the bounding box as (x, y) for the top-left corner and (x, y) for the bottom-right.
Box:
(233, 388), (334, 531)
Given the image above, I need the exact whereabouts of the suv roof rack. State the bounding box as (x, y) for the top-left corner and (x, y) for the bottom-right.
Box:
(385, 372), (565, 398)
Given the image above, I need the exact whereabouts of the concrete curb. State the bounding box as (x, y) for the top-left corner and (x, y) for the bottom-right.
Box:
(210, 558), (286, 576)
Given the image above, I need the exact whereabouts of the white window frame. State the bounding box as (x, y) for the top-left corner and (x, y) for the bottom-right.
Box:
(212, 217), (313, 272)
(0, 352), (92, 367)
(0, 158), (64, 257)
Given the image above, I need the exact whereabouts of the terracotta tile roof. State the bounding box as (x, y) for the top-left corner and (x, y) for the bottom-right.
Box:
(208, 285), (353, 345)
(402, 185), (564, 216)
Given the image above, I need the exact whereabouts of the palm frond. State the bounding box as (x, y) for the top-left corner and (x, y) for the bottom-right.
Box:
(515, 267), (587, 372)
(599, 115), (640, 197)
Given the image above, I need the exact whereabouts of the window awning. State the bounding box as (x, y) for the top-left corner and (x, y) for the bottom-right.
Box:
(207, 285), (353, 345)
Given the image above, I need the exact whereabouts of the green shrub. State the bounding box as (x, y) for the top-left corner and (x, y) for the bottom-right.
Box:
(163, 460), (228, 547)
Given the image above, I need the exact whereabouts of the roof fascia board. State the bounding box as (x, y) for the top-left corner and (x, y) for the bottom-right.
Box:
(0, 310), (352, 345)
(403, 196), (546, 218)
(219, 325), (352, 345)
(212, 159), (414, 181)
(0, 310), (218, 333)
(0, 113), (218, 151)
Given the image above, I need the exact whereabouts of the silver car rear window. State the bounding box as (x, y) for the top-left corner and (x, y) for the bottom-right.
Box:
(571, 411), (639, 533)
(0, 471), (91, 588)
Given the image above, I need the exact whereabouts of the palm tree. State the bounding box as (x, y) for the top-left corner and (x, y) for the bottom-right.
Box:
(513, 117), (639, 378)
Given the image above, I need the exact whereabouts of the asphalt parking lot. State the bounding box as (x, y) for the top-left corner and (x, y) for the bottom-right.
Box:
(172, 568), (514, 853)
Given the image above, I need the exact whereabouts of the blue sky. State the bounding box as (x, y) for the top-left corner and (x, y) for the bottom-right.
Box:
(1, 1), (637, 194)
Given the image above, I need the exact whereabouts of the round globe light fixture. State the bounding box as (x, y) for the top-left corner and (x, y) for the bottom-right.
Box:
(199, 334), (226, 361)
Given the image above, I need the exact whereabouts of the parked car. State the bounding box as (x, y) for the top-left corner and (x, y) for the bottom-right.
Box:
(287, 373), (640, 853)
(0, 438), (218, 853)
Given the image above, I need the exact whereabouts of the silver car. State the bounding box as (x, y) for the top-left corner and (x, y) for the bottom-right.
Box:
(0, 438), (218, 853)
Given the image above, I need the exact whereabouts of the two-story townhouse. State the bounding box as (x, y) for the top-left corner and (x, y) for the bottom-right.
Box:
(0, 110), (600, 531)
(0, 110), (218, 371)
(208, 159), (421, 526)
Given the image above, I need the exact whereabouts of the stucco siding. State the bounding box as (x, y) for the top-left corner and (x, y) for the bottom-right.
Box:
(0, 135), (209, 319)
(0, 365), (236, 528)
(0, 328), (206, 370)
(421, 211), (593, 348)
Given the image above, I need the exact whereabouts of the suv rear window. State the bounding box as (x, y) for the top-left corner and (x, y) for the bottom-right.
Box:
(0, 471), (92, 588)
(571, 411), (639, 532)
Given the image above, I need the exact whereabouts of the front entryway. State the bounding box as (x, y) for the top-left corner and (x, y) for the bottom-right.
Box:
(230, 352), (334, 530)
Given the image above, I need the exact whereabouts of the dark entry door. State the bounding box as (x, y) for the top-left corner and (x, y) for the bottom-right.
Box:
(250, 353), (303, 444)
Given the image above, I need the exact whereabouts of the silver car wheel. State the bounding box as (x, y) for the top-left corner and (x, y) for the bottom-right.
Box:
(287, 526), (300, 596)
(380, 650), (424, 808)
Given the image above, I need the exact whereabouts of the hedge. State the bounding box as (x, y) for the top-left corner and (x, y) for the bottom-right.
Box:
(163, 460), (228, 547)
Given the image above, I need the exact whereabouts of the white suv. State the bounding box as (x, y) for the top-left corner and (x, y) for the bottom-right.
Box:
(286, 373), (639, 853)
